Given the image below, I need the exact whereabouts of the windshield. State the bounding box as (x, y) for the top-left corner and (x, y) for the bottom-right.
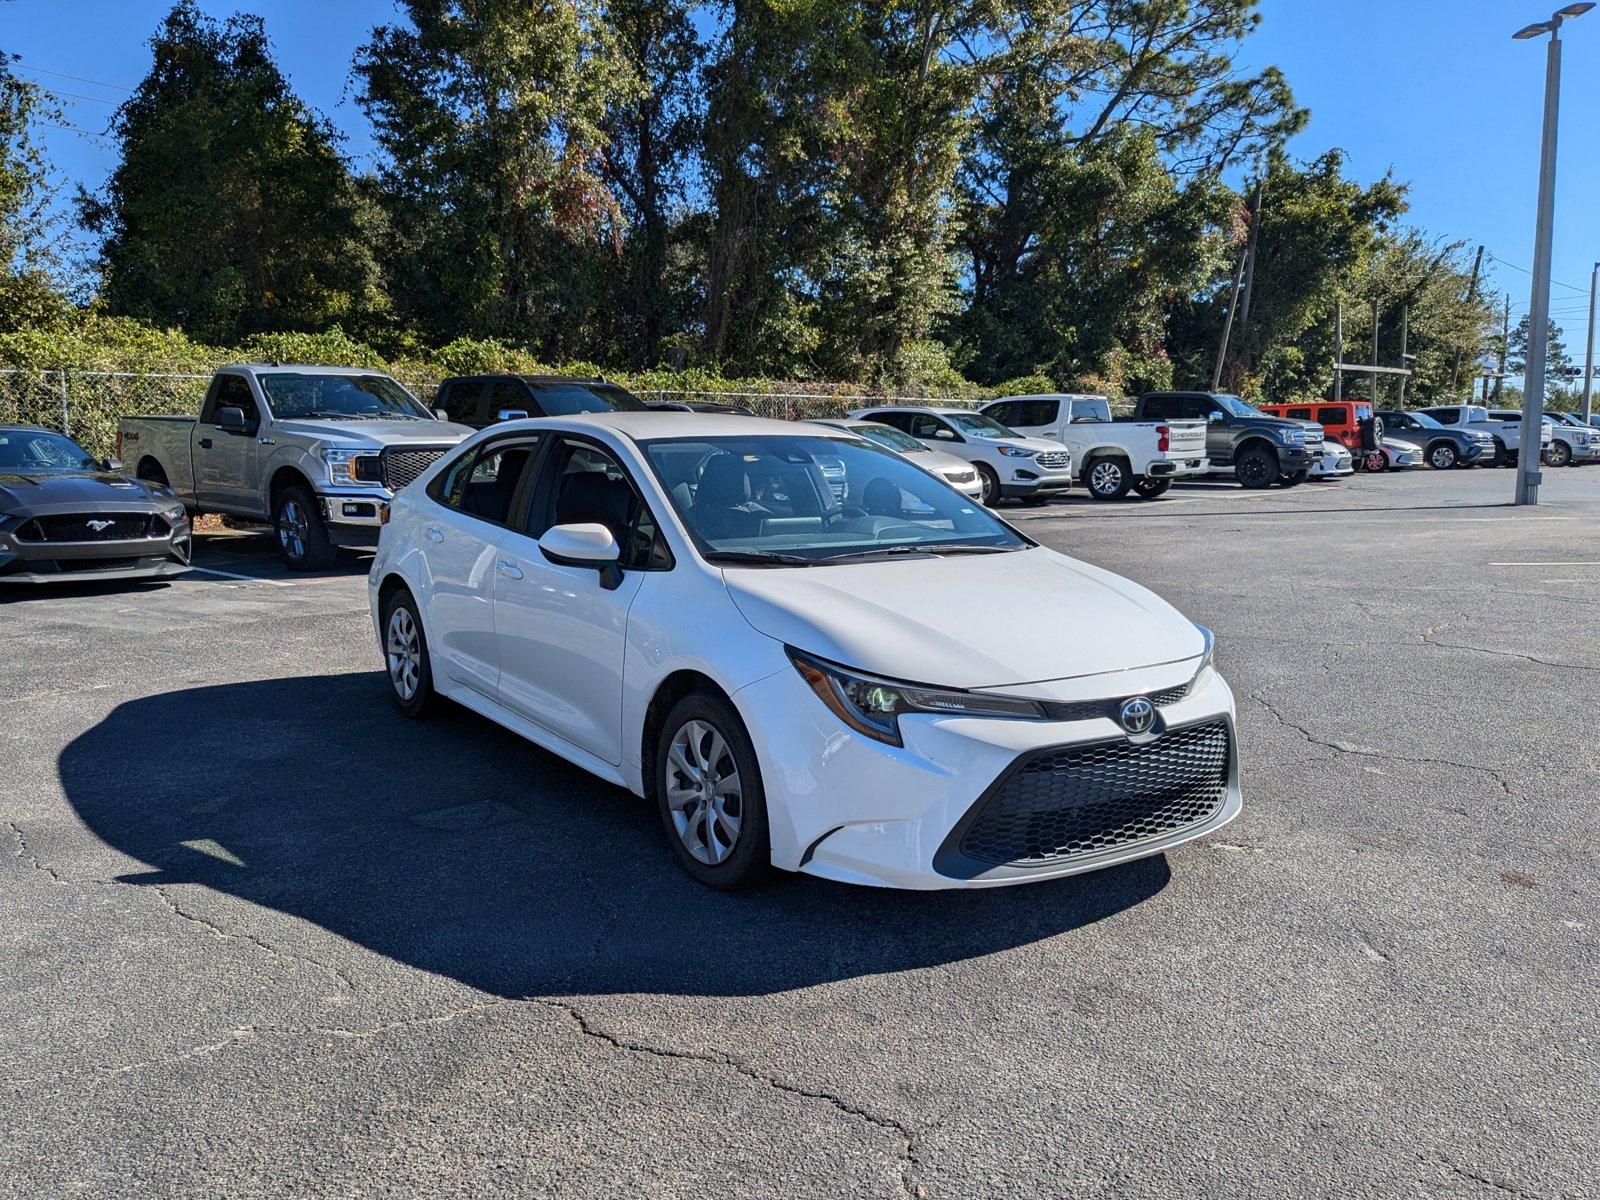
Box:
(0, 429), (99, 473)
(1215, 395), (1264, 418)
(851, 423), (927, 454)
(529, 380), (648, 415)
(1404, 412), (1441, 429)
(945, 412), (1017, 439)
(641, 434), (1029, 564)
(259, 372), (432, 421)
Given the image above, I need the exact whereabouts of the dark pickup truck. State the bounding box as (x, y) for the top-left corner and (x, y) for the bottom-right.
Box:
(1133, 391), (1319, 488)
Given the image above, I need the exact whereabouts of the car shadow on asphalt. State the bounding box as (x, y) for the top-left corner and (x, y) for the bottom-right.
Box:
(58, 672), (1169, 998)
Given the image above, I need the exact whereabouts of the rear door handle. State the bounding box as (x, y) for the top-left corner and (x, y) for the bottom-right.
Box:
(497, 560), (523, 580)
(198, 438), (212, 449)
(423, 526), (444, 543)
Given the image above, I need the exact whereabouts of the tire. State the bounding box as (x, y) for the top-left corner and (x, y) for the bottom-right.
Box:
(380, 586), (440, 719)
(975, 464), (1001, 506)
(1363, 451), (1386, 473)
(1505, 450), (1519, 468)
(1084, 456), (1133, 500)
(1133, 478), (1172, 499)
(655, 692), (771, 890)
(1544, 440), (1571, 468)
(1426, 441), (1458, 470)
(273, 483), (337, 570)
(1278, 469), (1308, 488)
(1490, 439), (1508, 468)
(1020, 495), (1050, 506)
(1235, 445), (1278, 489)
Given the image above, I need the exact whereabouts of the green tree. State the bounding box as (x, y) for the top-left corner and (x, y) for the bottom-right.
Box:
(356, 0), (640, 355)
(1507, 314), (1571, 401)
(0, 50), (69, 331)
(81, 2), (383, 344)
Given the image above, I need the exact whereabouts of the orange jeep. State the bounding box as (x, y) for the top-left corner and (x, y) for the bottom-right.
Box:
(1260, 400), (1384, 471)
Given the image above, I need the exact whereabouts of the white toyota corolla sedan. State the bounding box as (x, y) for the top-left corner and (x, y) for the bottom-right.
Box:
(368, 413), (1241, 890)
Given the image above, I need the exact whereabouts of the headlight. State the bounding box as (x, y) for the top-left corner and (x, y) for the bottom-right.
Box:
(322, 448), (382, 484)
(997, 445), (1035, 458)
(1282, 428), (1304, 444)
(1194, 624), (1215, 680)
(159, 502), (187, 524)
(788, 648), (1043, 746)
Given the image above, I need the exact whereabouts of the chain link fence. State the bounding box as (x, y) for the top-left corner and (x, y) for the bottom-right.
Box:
(0, 371), (983, 459)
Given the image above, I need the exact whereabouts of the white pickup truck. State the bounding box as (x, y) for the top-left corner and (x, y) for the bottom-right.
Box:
(980, 394), (1209, 500)
(118, 364), (473, 569)
(1419, 403), (1552, 468)
(1487, 407), (1595, 467)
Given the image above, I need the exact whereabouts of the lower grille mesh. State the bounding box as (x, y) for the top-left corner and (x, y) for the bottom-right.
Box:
(954, 720), (1230, 868)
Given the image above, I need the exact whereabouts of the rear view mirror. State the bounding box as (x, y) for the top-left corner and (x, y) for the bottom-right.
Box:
(539, 522), (623, 589)
(216, 406), (248, 433)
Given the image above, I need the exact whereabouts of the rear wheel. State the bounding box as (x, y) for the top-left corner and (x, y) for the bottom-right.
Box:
(655, 693), (770, 889)
(975, 464), (1001, 506)
(1426, 441), (1458, 470)
(381, 586), (439, 719)
(1085, 456), (1133, 501)
(1133, 478), (1172, 500)
(274, 484), (337, 571)
(1363, 450), (1386, 473)
(1235, 446), (1278, 489)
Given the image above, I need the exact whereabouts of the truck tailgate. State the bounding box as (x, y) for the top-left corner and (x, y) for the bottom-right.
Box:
(1159, 420), (1207, 460)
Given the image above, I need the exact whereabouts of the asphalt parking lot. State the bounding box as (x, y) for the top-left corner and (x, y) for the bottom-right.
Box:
(3, 465), (1597, 1199)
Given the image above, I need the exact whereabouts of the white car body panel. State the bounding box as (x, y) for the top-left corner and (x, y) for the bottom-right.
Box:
(847, 406), (1073, 501)
(1311, 442), (1354, 477)
(982, 394), (1210, 481)
(370, 412), (1240, 889)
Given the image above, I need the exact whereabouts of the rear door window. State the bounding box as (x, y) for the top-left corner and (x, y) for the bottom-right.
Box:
(1316, 407), (1344, 425)
(430, 437), (544, 527)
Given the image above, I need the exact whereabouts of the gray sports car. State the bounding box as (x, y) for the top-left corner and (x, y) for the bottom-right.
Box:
(0, 425), (192, 583)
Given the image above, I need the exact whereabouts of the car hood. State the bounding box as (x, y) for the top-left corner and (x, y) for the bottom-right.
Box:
(723, 546), (1205, 689)
(977, 435), (1066, 455)
(273, 418), (475, 447)
(915, 448), (979, 476)
(0, 470), (172, 513)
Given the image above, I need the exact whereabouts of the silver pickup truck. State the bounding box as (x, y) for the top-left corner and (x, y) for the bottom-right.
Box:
(117, 364), (472, 569)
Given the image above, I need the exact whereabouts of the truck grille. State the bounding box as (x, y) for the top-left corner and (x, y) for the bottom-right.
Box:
(15, 514), (163, 542)
(944, 720), (1231, 870)
(1034, 451), (1069, 470)
(380, 446), (452, 493)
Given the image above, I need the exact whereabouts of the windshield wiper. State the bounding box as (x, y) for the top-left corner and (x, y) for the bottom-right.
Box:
(704, 550), (819, 567)
(928, 543), (1018, 556)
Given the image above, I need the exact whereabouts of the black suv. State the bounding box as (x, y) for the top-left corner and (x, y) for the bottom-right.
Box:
(434, 375), (648, 428)
(1134, 391), (1318, 488)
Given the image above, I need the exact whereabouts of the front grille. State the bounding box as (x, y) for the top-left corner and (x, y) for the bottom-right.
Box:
(1034, 451), (1069, 470)
(947, 720), (1231, 870)
(946, 470), (977, 484)
(380, 446), (452, 492)
(1037, 681), (1190, 724)
(53, 556), (144, 573)
(17, 514), (158, 542)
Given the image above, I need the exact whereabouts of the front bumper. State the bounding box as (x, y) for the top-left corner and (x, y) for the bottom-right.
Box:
(736, 660), (1241, 889)
(1311, 456), (1353, 477)
(1000, 467), (1073, 499)
(0, 517), (193, 584)
(319, 490), (390, 548)
(1460, 441), (1493, 462)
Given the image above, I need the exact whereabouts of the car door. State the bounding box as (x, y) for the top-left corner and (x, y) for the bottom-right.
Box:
(418, 436), (545, 701)
(194, 373), (262, 512)
(492, 437), (663, 764)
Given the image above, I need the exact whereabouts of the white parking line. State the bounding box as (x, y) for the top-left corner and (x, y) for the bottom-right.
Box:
(185, 566), (296, 587)
(1489, 561), (1600, 567)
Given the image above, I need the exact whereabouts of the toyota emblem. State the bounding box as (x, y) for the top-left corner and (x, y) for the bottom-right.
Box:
(1118, 696), (1156, 736)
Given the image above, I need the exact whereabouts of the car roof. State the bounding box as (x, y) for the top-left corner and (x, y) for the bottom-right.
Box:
(222, 363), (398, 376)
(989, 393), (1108, 402)
(503, 411), (839, 441)
(0, 424), (60, 435)
(852, 404), (976, 416)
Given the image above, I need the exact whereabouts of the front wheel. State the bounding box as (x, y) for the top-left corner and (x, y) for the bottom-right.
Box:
(655, 693), (771, 889)
(975, 464), (1001, 506)
(1278, 469), (1308, 488)
(1544, 441), (1572, 468)
(1133, 478), (1172, 500)
(274, 484), (337, 570)
(1426, 442), (1458, 470)
(1363, 450), (1386, 473)
(1235, 446), (1278, 489)
(1490, 439), (1508, 468)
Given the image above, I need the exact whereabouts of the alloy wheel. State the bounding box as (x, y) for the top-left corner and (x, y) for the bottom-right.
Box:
(278, 499), (308, 562)
(1089, 461), (1123, 496)
(386, 606), (421, 701)
(665, 718), (743, 865)
(1429, 444), (1456, 470)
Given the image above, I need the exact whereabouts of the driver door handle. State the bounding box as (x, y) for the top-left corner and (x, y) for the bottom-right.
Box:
(496, 559), (523, 580)
(423, 526), (444, 543)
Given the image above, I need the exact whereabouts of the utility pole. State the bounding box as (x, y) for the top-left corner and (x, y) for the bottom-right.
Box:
(1334, 301), (1344, 400)
(1497, 297), (1511, 401)
(1583, 260), (1598, 424)
(1399, 306), (1410, 406)
(1238, 178), (1266, 330)
(1511, 5), (1588, 504)
(1451, 244), (1484, 396)
(1211, 196), (1253, 391)
(1371, 299), (1380, 400)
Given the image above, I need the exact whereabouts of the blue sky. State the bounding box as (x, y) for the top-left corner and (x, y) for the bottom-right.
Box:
(6, 0), (1599, 353)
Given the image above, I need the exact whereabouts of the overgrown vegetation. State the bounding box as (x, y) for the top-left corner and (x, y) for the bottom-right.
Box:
(3, 1), (1511, 406)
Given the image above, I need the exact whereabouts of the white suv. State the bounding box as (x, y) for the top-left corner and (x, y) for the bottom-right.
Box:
(849, 406), (1072, 505)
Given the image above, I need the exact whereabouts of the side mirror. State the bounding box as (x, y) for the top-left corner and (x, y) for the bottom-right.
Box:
(1207, 411), (1225, 423)
(216, 406), (248, 433)
(497, 408), (529, 423)
(538, 522), (623, 590)
(434, 408), (449, 421)
(933, 428), (956, 441)
(103, 457), (124, 473)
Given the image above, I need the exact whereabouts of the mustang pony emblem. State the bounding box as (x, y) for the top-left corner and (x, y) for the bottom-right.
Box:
(86, 519), (115, 532)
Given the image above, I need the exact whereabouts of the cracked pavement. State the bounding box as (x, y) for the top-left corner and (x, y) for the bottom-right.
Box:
(2, 466), (1596, 1198)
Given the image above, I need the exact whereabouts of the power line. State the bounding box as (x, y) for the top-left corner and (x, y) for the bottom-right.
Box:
(1487, 252), (1588, 295)
(35, 119), (109, 142)
(37, 86), (121, 108)
(11, 61), (134, 93)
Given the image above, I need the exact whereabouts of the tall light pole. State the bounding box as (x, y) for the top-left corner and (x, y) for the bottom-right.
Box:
(1512, 3), (1592, 505)
(1583, 260), (1598, 424)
